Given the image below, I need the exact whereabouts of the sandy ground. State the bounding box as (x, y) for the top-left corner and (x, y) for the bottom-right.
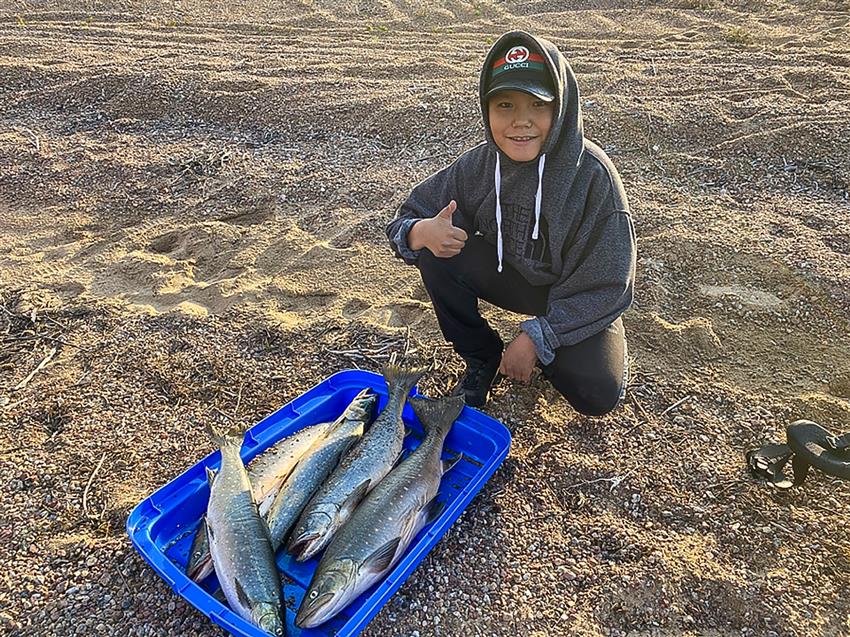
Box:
(1, 1), (849, 636)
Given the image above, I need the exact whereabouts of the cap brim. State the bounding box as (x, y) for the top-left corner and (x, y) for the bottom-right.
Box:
(485, 80), (556, 102)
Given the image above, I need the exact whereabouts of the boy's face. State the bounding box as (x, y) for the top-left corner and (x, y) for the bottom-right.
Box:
(487, 90), (554, 162)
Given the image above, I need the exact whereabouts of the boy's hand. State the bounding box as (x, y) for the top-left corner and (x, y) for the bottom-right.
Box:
(499, 332), (539, 383)
(408, 200), (468, 258)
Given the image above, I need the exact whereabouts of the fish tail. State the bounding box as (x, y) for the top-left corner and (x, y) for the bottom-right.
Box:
(203, 419), (243, 449)
(409, 395), (464, 441)
(383, 354), (428, 402)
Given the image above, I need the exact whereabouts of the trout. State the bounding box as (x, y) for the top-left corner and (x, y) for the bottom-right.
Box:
(204, 425), (284, 635)
(187, 420), (333, 582)
(264, 389), (376, 550)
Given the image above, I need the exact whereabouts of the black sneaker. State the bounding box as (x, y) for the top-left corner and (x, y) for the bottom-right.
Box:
(452, 354), (502, 408)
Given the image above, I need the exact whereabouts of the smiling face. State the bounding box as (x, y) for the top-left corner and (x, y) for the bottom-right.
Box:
(487, 90), (554, 162)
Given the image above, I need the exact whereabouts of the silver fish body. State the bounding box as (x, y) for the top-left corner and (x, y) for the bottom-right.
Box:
(296, 395), (463, 628)
(187, 421), (333, 582)
(250, 422), (335, 517)
(264, 389), (376, 550)
(205, 430), (285, 636)
(288, 362), (427, 561)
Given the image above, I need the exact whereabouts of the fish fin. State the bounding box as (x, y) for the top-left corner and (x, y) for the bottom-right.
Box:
(382, 354), (428, 402)
(421, 496), (445, 527)
(364, 537), (401, 573)
(393, 449), (407, 468)
(409, 395), (464, 441)
(212, 587), (227, 604)
(341, 480), (371, 514)
(234, 577), (251, 609)
(336, 433), (362, 463)
(442, 452), (465, 475)
(204, 418), (243, 448)
(205, 466), (217, 488)
(205, 516), (215, 543)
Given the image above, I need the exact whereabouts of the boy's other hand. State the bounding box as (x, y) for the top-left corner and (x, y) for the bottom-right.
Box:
(408, 200), (468, 257)
(499, 332), (539, 383)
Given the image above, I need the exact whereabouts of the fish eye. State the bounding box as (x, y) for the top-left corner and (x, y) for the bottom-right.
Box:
(309, 590), (318, 600)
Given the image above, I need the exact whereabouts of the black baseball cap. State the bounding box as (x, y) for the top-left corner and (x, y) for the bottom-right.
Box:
(484, 44), (556, 102)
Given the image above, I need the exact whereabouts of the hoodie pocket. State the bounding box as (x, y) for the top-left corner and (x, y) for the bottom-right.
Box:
(476, 202), (551, 269)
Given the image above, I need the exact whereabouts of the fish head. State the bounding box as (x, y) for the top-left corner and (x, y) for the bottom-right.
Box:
(252, 602), (285, 636)
(350, 389), (378, 420)
(289, 507), (336, 561)
(186, 552), (213, 582)
(295, 558), (358, 628)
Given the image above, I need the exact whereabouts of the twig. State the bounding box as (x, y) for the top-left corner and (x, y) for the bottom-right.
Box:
(14, 346), (57, 390)
(234, 383), (244, 415)
(661, 394), (692, 417)
(632, 395), (651, 419)
(82, 453), (107, 518)
(17, 127), (40, 152)
(212, 407), (233, 422)
(113, 563), (131, 595)
(564, 469), (635, 492)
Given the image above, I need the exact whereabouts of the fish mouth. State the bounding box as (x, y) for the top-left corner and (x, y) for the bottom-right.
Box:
(288, 532), (322, 561)
(295, 592), (336, 628)
(187, 555), (212, 582)
(254, 605), (285, 636)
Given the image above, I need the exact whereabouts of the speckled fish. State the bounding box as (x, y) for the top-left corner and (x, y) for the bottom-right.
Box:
(187, 420), (334, 582)
(295, 395), (463, 628)
(204, 425), (285, 636)
(264, 389), (376, 550)
(288, 361), (428, 562)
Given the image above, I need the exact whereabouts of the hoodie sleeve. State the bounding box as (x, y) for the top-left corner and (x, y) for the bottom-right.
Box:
(386, 146), (483, 265)
(520, 170), (636, 364)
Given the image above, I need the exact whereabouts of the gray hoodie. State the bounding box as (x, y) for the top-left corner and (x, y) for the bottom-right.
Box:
(386, 31), (636, 365)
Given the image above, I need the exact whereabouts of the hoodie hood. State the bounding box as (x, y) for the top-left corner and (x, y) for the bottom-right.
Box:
(480, 31), (584, 167)
(479, 31), (586, 272)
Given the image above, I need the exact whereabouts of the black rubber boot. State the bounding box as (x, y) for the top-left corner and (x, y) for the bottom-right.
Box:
(452, 354), (502, 408)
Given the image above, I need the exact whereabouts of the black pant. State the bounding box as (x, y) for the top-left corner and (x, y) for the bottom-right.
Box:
(417, 236), (627, 416)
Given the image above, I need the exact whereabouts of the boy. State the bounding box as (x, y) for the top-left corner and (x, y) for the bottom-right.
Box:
(386, 31), (636, 415)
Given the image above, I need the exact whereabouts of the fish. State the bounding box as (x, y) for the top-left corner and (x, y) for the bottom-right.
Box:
(287, 360), (428, 562)
(264, 389), (376, 550)
(186, 420), (334, 582)
(295, 394), (464, 628)
(204, 424), (285, 636)
(250, 422), (336, 517)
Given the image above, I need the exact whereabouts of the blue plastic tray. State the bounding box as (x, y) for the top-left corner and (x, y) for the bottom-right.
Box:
(126, 369), (512, 637)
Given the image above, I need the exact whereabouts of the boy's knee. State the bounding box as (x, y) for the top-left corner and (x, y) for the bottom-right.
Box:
(547, 369), (623, 417)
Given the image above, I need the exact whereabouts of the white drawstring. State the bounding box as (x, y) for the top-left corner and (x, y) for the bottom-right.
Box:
(533, 153), (545, 240)
(494, 152), (546, 273)
(495, 153), (503, 273)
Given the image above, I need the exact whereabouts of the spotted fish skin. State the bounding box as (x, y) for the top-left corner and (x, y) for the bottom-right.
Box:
(295, 395), (463, 629)
(287, 361), (428, 562)
(186, 421), (333, 582)
(205, 428), (285, 636)
(264, 389), (376, 550)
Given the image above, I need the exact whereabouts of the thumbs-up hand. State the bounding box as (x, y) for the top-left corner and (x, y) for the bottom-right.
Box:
(408, 200), (469, 258)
